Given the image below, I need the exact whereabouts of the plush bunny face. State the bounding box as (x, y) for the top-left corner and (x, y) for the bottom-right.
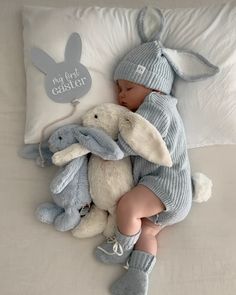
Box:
(81, 103), (129, 139)
(48, 124), (78, 153)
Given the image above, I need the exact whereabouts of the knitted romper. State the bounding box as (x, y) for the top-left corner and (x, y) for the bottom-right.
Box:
(118, 91), (192, 227)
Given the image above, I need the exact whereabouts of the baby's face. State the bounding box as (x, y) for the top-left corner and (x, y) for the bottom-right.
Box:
(116, 80), (152, 111)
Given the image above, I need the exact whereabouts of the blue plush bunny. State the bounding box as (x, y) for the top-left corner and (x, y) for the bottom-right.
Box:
(36, 156), (90, 232)
(20, 124), (124, 232)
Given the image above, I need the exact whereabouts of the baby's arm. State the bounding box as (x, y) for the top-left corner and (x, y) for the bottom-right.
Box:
(52, 143), (90, 166)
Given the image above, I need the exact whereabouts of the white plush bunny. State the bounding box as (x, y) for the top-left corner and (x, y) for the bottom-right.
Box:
(52, 103), (212, 238)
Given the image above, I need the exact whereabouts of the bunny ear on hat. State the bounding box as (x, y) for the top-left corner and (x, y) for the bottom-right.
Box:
(137, 7), (164, 42)
(136, 7), (219, 81)
(162, 48), (219, 81)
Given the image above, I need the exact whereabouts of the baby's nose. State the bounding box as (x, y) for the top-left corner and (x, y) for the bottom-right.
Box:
(118, 95), (125, 105)
(119, 92), (126, 101)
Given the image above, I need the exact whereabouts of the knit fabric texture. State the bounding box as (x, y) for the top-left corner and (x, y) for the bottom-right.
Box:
(117, 92), (192, 226)
(95, 228), (141, 264)
(129, 250), (156, 274)
(111, 250), (156, 295)
(114, 41), (175, 94)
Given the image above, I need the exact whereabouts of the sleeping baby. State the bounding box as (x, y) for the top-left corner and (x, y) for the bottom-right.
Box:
(94, 9), (219, 295)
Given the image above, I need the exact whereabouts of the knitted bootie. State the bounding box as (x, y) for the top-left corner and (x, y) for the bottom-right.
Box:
(111, 250), (156, 295)
(95, 228), (141, 264)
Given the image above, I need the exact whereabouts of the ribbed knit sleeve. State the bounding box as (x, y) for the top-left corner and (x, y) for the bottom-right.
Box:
(116, 93), (174, 157)
(136, 93), (172, 139)
(116, 93), (171, 157)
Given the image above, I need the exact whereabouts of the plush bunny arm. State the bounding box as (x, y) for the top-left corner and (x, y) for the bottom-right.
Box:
(50, 125), (124, 166)
(52, 143), (90, 166)
(74, 126), (124, 160)
(50, 157), (85, 194)
(118, 112), (172, 167)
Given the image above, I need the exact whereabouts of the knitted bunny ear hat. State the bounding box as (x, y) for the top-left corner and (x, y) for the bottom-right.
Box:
(114, 40), (175, 95)
(114, 7), (219, 94)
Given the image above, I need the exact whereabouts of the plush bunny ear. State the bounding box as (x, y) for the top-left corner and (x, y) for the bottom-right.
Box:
(162, 48), (219, 81)
(64, 32), (82, 63)
(50, 157), (85, 194)
(73, 126), (124, 161)
(31, 48), (56, 74)
(119, 112), (172, 167)
(137, 7), (164, 42)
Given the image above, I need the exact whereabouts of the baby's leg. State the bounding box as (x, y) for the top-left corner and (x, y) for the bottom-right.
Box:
(135, 218), (162, 255)
(95, 185), (164, 264)
(110, 199), (163, 295)
(116, 184), (165, 237)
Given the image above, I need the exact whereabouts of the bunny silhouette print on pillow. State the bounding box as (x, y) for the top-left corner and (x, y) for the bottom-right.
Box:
(31, 32), (92, 103)
(31, 32), (93, 167)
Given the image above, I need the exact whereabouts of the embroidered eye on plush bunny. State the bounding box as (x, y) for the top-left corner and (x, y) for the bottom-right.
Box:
(51, 103), (212, 238)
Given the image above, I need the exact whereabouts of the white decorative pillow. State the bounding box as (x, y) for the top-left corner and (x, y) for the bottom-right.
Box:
(22, 3), (236, 148)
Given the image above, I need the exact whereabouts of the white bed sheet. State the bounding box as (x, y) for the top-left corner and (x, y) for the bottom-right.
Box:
(0, 0), (235, 295)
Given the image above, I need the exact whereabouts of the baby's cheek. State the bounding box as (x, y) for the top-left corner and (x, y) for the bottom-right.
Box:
(114, 84), (119, 100)
(117, 96), (122, 105)
(134, 99), (142, 109)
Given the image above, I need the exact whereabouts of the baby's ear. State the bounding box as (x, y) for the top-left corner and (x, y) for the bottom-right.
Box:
(119, 112), (172, 167)
(162, 48), (219, 81)
(31, 48), (56, 74)
(64, 32), (82, 63)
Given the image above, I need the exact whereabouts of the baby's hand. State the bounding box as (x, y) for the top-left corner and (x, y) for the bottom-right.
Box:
(52, 144), (90, 166)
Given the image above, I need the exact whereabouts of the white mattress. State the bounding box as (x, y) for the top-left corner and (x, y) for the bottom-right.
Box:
(0, 0), (236, 294)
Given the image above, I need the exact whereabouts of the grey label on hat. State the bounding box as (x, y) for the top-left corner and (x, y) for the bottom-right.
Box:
(136, 65), (146, 75)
